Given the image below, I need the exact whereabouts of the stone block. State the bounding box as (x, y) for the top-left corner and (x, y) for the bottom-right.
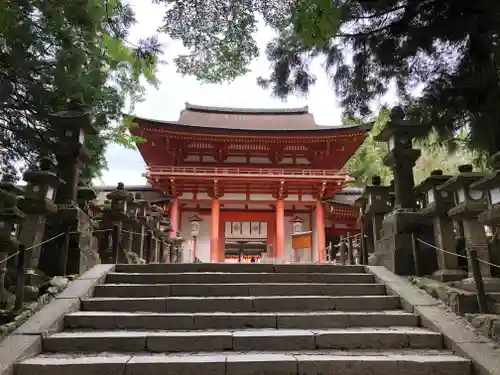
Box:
(81, 297), (167, 312)
(277, 312), (350, 329)
(166, 297), (253, 313)
(93, 284), (172, 298)
(79, 264), (115, 282)
(253, 296), (335, 312)
(0, 335), (41, 375)
(43, 331), (147, 352)
(248, 283), (385, 296)
(193, 313), (277, 329)
(170, 283), (249, 297)
(13, 298), (80, 335)
(56, 278), (98, 299)
(125, 354), (226, 375)
(332, 295), (400, 311)
(296, 353), (399, 375)
(232, 329), (315, 350)
(273, 264), (364, 273)
(225, 353), (297, 375)
(65, 312), (195, 330)
(16, 354), (131, 375)
(147, 331), (233, 352)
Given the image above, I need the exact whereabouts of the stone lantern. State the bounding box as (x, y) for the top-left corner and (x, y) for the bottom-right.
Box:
(49, 102), (97, 206)
(131, 193), (151, 260)
(472, 152), (500, 223)
(107, 182), (130, 219)
(170, 232), (185, 263)
(289, 216), (304, 234)
(438, 164), (500, 291)
(361, 176), (392, 249)
(76, 180), (97, 213)
(373, 107), (434, 275)
(0, 173), (25, 309)
(189, 214), (203, 262)
(18, 158), (62, 299)
(156, 216), (172, 263)
(354, 195), (371, 264)
(416, 170), (467, 281)
(471, 152), (500, 277)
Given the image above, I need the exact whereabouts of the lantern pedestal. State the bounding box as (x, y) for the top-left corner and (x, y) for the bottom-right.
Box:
(439, 165), (500, 292)
(416, 170), (468, 282)
(376, 209), (435, 275)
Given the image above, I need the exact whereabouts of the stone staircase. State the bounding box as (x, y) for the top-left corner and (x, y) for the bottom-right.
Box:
(15, 264), (472, 375)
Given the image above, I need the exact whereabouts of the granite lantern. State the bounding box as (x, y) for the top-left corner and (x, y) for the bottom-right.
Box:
(373, 106), (434, 275)
(18, 158), (61, 298)
(0, 174), (25, 308)
(131, 193), (151, 260)
(354, 195), (373, 263)
(40, 103), (100, 276)
(76, 180), (98, 217)
(416, 170), (467, 281)
(438, 164), (500, 291)
(107, 182), (130, 217)
(361, 176), (392, 249)
(157, 216), (172, 263)
(189, 214), (203, 262)
(290, 216), (304, 234)
(169, 231), (185, 264)
(105, 182), (135, 263)
(470, 152), (500, 277)
(49, 103), (97, 206)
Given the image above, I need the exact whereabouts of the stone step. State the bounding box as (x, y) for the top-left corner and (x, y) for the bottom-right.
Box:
(65, 310), (420, 330)
(106, 272), (374, 284)
(16, 350), (471, 375)
(81, 295), (400, 313)
(93, 283), (386, 298)
(43, 327), (444, 353)
(114, 263), (366, 274)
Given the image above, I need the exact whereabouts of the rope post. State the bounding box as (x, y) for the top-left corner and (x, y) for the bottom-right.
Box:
(347, 233), (354, 265)
(469, 248), (489, 313)
(59, 226), (71, 276)
(111, 224), (121, 264)
(411, 232), (421, 277)
(14, 244), (26, 312)
(362, 233), (369, 265)
(144, 230), (153, 264)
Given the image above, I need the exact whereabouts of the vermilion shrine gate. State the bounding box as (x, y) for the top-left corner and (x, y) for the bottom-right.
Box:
(130, 103), (370, 263)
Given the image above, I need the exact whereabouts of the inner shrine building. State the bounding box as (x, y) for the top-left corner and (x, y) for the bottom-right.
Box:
(131, 103), (370, 263)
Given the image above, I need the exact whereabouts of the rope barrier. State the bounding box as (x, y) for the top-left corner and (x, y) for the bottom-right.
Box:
(416, 237), (500, 269)
(0, 226), (166, 266)
(0, 231), (67, 265)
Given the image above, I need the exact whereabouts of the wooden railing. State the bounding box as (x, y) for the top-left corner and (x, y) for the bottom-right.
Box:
(147, 166), (349, 179)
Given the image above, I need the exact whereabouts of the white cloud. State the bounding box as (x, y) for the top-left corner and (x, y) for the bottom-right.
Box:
(97, 0), (398, 187)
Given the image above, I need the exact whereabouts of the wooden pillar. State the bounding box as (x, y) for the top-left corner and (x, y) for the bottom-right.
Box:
(210, 199), (220, 262)
(218, 221), (225, 262)
(276, 199), (285, 260)
(169, 199), (179, 237)
(316, 200), (326, 263)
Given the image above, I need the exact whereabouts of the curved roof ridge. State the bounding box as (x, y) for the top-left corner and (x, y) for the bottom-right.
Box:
(184, 102), (309, 115)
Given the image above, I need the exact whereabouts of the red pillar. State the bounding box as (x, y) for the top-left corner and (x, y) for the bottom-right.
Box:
(210, 199), (220, 262)
(169, 199), (179, 237)
(276, 199), (285, 260)
(316, 200), (326, 263)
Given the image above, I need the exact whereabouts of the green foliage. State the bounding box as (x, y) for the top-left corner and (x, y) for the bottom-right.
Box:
(156, 0), (500, 158)
(0, 0), (161, 178)
(345, 109), (392, 186)
(346, 108), (480, 187)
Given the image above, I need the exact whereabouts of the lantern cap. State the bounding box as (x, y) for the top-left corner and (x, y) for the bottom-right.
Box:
(189, 214), (203, 222)
(289, 215), (304, 223)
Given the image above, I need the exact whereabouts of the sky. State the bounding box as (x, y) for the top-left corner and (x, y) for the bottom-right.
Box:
(97, 0), (397, 187)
